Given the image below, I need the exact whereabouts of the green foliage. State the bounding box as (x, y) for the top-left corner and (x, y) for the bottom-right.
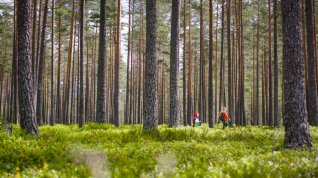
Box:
(0, 123), (318, 177)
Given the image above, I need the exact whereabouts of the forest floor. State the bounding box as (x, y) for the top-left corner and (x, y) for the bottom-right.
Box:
(0, 123), (318, 178)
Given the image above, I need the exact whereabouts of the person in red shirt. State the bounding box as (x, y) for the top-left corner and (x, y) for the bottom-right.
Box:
(219, 107), (231, 129)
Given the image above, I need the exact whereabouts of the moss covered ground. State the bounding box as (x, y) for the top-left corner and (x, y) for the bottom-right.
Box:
(0, 123), (318, 178)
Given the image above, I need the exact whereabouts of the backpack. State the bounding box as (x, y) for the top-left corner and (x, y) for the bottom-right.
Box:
(219, 113), (225, 122)
(192, 117), (201, 127)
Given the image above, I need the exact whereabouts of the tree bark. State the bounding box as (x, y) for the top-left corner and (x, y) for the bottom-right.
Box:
(96, 0), (107, 123)
(63, 0), (75, 124)
(214, 5), (219, 122)
(56, 0), (61, 123)
(32, 0), (37, 80)
(113, 0), (121, 127)
(219, 0), (225, 112)
(268, 0), (273, 126)
(11, 0), (19, 124)
(239, 0), (246, 125)
(227, 0), (233, 125)
(125, 0), (131, 125)
(273, 0), (279, 127)
(187, 0), (192, 125)
(138, 1), (144, 124)
(143, 0), (158, 131)
(305, 0), (318, 126)
(17, 0), (39, 135)
(79, 0), (85, 128)
(36, 0), (49, 126)
(85, 35), (90, 122)
(169, 0), (181, 127)
(208, 0), (214, 128)
(0, 41), (8, 119)
(256, 0), (260, 125)
(199, 0), (205, 123)
(301, 0), (309, 113)
(262, 44), (266, 125)
(70, 27), (76, 123)
(35, 0), (42, 90)
(183, 0), (187, 126)
(50, 0), (55, 125)
(282, 0), (312, 148)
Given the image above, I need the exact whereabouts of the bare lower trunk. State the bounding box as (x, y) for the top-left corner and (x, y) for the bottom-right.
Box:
(17, 0), (39, 135)
(305, 0), (318, 126)
(96, 0), (107, 123)
(169, 0), (180, 127)
(208, 0), (214, 128)
(282, 0), (312, 148)
(113, 0), (121, 127)
(79, 0), (85, 128)
(36, 0), (49, 126)
(143, 0), (158, 131)
(273, 0), (279, 127)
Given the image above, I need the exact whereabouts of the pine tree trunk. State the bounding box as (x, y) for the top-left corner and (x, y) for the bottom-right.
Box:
(305, 0), (318, 126)
(85, 35), (90, 122)
(187, 0), (192, 125)
(32, 0), (37, 80)
(96, 0), (107, 123)
(0, 41), (7, 118)
(92, 26), (97, 122)
(17, 0), (39, 135)
(214, 6), (219, 122)
(113, 0), (121, 127)
(130, 9), (135, 124)
(36, 0), (49, 126)
(143, 0), (158, 130)
(301, 0), (309, 111)
(169, 0), (181, 127)
(314, 2), (318, 97)
(183, 0), (187, 126)
(131, 48), (134, 124)
(256, 0), (260, 125)
(159, 64), (164, 125)
(234, 0), (239, 123)
(239, 1), (246, 125)
(252, 35), (255, 124)
(4, 75), (11, 121)
(57, 0), (61, 123)
(262, 44), (266, 125)
(50, 0), (55, 125)
(35, 0), (42, 90)
(138, 1), (144, 124)
(70, 32), (76, 123)
(268, 0), (273, 126)
(12, 0), (19, 125)
(232, 27), (236, 124)
(194, 51), (198, 112)
(219, 0), (225, 112)
(273, 0), (279, 127)
(162, 68), (166, 124)
(79, 0), (85, 128)
(125, 0), (131, 125)
(5, 75), (11, 123)
(227, 0), (233, 124)
(265, 45), (269, 125)
(77, 30), (80, 123)
(208, 0), (214, 128)
(282, 0), (313, 148)
(63, 0), (75, 124)
(199, 0), (205, 123)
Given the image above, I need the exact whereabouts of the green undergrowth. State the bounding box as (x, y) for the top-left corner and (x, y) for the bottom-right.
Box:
(0, 123), (318, 178)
